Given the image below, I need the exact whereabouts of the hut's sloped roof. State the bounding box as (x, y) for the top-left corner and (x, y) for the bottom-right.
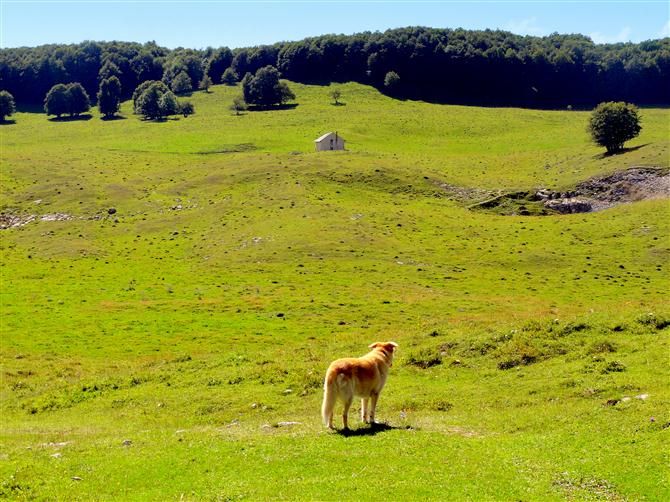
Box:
(314, 132), (344, 143)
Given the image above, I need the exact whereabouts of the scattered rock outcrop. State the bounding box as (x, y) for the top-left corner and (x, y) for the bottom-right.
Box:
(537, 167), (669, 213)
(463, 166), (668, 215)
(543, 198), (593, 214)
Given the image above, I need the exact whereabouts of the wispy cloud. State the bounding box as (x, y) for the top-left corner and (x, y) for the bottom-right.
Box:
(659, 20), (670, 38)
(589, 26), (632, 44)
(504, 17), (545, 37)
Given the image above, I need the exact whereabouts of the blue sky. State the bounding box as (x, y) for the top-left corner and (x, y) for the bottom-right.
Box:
(1, 1), (669, 49)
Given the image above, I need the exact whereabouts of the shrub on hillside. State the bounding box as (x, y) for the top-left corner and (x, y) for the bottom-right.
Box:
(180, 101), (195, 117)
(229, 95), (247, 115)
(588, 102), (641, 154)
(221, 67), (238, 85)
(384, 71), (401, 94)
(199, 75), (213, 93)
(330, 88), (342, 105)
(0, 90), (16, 121)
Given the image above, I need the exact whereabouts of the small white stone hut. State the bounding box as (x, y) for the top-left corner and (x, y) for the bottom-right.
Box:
(314, 131), (345, 151)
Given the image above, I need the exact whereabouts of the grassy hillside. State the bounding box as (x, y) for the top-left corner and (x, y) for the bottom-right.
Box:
(1, 83), (669, 500)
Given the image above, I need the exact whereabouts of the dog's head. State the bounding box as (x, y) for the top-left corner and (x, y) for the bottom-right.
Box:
(368, 341), (399, 364)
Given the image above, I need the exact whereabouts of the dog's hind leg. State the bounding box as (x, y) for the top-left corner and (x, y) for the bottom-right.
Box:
(361, 398), (369, 423)
(342, 395), (353, 430)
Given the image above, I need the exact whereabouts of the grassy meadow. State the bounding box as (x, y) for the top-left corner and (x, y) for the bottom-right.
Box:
(1, 82), (669, 500)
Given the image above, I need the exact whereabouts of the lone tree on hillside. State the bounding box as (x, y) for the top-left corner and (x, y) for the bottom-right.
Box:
(242, 66), (295, 107)
(384, 71), (401, 94)
(171, 71), (193, 95)
(0, 90), (16, 121)
(199, 75), (213, 93)
(229, 95), (247, 115)
(588, 102), (641, 154)
(180, 101), (195, 117)
(44, 84), (70, 118)
(66, 83), (91, 117)
(221, 68), (238, 85)
(98, 76), (122, 118)
(330, 88), (342, 105)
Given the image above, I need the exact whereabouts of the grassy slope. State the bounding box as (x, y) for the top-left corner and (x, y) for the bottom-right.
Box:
(1, 83), (669, 500)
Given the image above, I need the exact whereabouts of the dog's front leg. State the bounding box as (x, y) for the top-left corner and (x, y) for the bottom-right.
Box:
(369, 392), (379, 423)
(361, 398), (369, 423)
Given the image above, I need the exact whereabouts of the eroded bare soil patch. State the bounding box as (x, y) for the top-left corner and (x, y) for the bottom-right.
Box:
(462, 167), (669, 215)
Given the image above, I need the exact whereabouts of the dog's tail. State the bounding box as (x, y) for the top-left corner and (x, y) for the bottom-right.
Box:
(321, 371), (338, 427)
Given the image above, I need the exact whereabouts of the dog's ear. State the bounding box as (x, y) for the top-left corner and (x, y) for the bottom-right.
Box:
(368, 342), (380, 349)
(386, 342), (399, 351)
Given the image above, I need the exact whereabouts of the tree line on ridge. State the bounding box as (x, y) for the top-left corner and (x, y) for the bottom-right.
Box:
(0, 27), (668, 108)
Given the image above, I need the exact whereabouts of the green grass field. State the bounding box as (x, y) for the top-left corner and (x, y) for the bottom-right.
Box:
(1, 82), (669, 500)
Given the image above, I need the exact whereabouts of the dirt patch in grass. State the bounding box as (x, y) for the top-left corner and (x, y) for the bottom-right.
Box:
(456, 166), (669, 215)
(553, 473), (626, 501)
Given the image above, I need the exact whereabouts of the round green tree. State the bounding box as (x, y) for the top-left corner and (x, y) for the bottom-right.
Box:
(199, 75), (213, 93)
(44, 84), (70, 118)
(97, 76), (122, 118)
(171, 71), (193, 95)
(135, 82), (171, 119)
(330, 88), (342, 105)
(384, 71), (400, 93)
(588, 102), (641, 154)
(0, 90), (16, 121)
(179, 101), (195, 117)
(229, 95), (247, 115)
(242, 66), (295, 107)
(221, 68), (238, 85)
(133, 80), (168, 114)
(158, 92), (180, 116)
(66, 83), (90, 117)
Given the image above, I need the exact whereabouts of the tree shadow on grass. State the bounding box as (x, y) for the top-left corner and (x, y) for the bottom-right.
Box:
(336, 422), (413, 437)
(247, 103), (299, 112)
(100, 115), (127, 121)
(593, 143), (649, 159)
(141, 116), (182, 123)
(48, 114), (93, 122)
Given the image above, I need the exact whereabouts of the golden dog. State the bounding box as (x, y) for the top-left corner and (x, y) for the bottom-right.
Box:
(321, 342), (398, 429)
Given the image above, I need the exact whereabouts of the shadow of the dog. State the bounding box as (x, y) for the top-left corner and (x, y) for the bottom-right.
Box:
(336, 422), (414, 437)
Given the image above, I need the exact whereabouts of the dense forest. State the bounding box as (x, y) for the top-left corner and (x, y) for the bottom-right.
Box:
(1, 27), (668, 108)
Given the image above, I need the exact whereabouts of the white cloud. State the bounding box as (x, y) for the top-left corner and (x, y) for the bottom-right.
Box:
(659, 20), (670, 38)
(589, 26), (632, 44)
(504, 17), (545, 37)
